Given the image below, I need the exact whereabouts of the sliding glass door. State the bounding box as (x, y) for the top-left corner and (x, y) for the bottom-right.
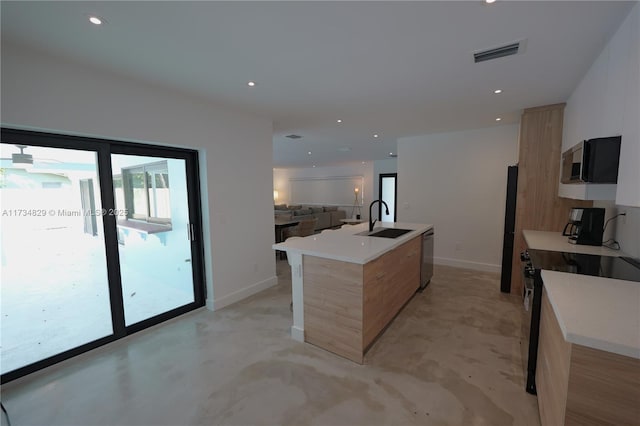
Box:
(0, 144), (113, 375)
(111, 154), (196, 326)
(0, 129), (204, 382)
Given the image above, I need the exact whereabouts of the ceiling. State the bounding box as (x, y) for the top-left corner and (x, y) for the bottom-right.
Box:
(1, 1), (635, 168)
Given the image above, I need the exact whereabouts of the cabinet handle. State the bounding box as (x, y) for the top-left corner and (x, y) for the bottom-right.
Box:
(406, 251), (417, 258)
(376, 272), (386, 279)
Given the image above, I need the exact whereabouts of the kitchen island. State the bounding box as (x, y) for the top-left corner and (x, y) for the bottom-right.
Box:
(273, 221), (432, 363)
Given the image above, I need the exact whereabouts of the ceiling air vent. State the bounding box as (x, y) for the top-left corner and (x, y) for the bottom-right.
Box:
(474, 41), (523, 63)
(285, 134), (302, 140)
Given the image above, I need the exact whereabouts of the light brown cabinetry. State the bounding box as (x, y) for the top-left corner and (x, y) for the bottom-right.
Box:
(510, 104), (592, 294)
(537, 288), (640, 426)
(536, 288), (572, 426)
(364, 236), (420, 349)
(303, 236), (421, 363)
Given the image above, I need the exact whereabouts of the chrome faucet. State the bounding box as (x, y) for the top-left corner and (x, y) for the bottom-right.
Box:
(369, 200), (389, 232)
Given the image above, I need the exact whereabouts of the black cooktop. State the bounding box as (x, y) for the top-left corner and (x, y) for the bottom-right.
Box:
(528, 249), (640, 282)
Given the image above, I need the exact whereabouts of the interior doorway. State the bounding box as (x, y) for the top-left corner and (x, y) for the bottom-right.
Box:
(379, 173), (397, 222)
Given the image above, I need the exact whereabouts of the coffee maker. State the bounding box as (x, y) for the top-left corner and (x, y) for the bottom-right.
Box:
(562, 208), (605, 246)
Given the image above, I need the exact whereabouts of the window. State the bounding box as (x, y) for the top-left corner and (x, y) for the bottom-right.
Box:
(122, 161), (171, 224)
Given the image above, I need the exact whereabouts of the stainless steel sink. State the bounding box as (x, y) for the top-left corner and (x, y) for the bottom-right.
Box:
(356, 228), (413, 238)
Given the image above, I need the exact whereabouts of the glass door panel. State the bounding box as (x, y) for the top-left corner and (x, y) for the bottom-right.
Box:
(110, 154), (195, 326)
(0, 143), (113, 374)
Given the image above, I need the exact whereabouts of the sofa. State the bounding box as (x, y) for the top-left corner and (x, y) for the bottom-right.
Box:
(274, 204), (347, 231)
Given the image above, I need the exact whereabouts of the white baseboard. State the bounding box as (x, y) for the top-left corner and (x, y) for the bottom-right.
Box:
(209, 275), (279, 311)
(434, 256), (500, 273)
(291, 326), (305, 342)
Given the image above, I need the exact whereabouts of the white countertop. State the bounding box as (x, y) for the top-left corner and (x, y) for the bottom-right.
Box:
(542, 270), (640, 359)
(523, 230), (624, 256)
(272, 222), (433, 264)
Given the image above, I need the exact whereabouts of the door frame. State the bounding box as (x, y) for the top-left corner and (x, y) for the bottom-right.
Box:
(0, 127), (205, 383)
(79, 178), (98, 236)
(378, 173), (398, 222)
(109, 142), (206, 335)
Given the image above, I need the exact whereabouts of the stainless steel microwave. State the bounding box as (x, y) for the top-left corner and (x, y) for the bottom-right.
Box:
(561, 136), (621, 184)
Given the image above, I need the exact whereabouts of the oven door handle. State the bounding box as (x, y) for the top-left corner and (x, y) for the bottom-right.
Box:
(523, 280), (534, 311)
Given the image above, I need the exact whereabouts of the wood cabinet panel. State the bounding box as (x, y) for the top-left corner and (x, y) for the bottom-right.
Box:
(305, 235), (422, 363)
(510, 104), (592, 294)
(303, 256), (364, 363)
(362, 254), (386, 348)
(566, 345), (640, 426)
(374, 237), (421, 337)
(537, 288), (572, 426)
(384, 237), (420, 324)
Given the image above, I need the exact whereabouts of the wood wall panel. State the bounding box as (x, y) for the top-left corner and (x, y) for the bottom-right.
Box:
(510, 104), (592, 294)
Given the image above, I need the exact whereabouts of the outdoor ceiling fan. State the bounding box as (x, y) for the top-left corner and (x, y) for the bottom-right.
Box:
(11, 145), (33, 166)
(7, 144), (62, 167)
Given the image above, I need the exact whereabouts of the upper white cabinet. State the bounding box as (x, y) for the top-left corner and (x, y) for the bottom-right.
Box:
(615, 7), (640, 207)
(560, 4), (640, 206)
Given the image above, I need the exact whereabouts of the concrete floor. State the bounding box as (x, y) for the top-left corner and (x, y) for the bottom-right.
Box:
(1, 262), (540, 426)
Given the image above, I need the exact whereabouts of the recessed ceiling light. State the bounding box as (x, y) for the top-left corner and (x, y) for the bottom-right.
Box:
(308, 151), (312, 155)
(312, 165), (316, 168)
(496, 117), (502, 121)
(494, 89), (502, 94)
(485, 0), (496, 4)
(373, 134), (379, 138)
(247, 81), (256, 87)
(337, 119), (342, 123)
(89, 16), (102, 25)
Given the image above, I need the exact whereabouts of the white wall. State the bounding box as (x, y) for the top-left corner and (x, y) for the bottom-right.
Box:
(397, 124), (520, 272)
(274, 159), (398, 222)
(273, 162), (374, 219)
(273, 168), (291, 205)
(1, 41), (277, 310)
(562, 3), (640, 258)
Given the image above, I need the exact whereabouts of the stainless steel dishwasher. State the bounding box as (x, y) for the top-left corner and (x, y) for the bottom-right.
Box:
(420, 228), (434, 289)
